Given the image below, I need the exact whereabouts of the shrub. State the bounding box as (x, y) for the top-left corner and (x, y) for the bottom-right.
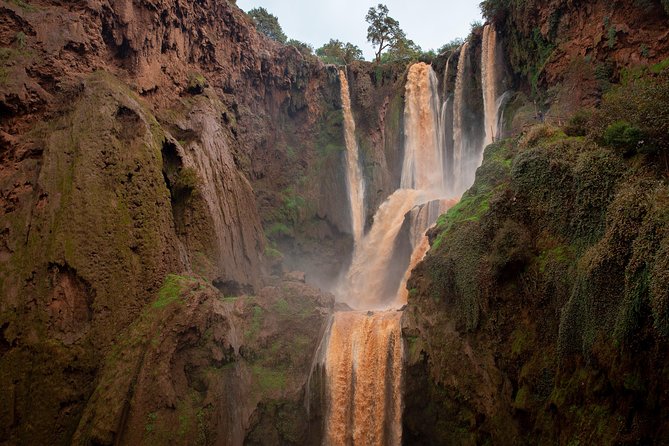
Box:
(603, 121), (644, 153)
(593, 66), (669, 160)
(563, 109), (592, 137)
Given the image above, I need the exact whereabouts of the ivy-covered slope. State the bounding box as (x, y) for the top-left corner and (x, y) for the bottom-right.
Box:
(403, 66), (669, 444)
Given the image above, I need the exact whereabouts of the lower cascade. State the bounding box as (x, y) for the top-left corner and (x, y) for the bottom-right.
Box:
(315, 61), (481, 445)
(322, 311), (403, 445)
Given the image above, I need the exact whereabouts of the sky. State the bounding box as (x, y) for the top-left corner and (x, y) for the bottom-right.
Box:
(236, 0), (483, 60)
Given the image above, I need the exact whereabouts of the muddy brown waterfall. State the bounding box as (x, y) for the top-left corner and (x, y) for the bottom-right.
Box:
(317, 62), (460, 446)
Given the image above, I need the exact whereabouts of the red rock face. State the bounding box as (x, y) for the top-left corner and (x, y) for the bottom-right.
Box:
(0, 0), (410, 443)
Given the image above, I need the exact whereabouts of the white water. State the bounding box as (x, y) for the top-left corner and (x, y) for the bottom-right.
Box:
(452, 41), (471, 196)
(482, 24), (500, 147)
(339, 70), (366, 244)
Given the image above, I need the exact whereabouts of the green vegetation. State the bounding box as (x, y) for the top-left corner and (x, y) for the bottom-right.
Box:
(152, 274), (191, 308)
(248, 7), (287, 43)
(602, 121), (643, 152)
(287, 39), (313, 57)
(593, 62), (669, 161)
(8, 0), (37, 11)
(186, 72), (208, 94)
(316, 39), (363, 65)
(365, 3), (422, 62)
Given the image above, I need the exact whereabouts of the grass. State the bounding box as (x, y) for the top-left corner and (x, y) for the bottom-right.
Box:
(152, 274), (190, 308)
(252, 365), (286, 392)
(244, 305), (263, 340)
(9, 0), (38, 11)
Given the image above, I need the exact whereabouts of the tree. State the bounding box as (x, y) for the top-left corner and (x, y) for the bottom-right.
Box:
(365, 4), (402, 62)
(316, 39), (364, 65)
(380, 31), (422, 63)
(287, 39), (314, 57)
(438, 38), (464, 54)
(248, 7), (287, 43)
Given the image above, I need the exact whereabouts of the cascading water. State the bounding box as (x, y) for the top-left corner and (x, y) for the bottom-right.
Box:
(452, 41), (471, 196)
(339, 70), (366, 243)
(317, 62), (463, 446)
(482, 24), (500, 146)
(401, 63), (445, 192)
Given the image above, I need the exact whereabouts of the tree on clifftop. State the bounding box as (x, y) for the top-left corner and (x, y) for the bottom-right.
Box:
(316, 39), (364, 65)
(248, 7), (287, 43)
(366, 4), (402, 62)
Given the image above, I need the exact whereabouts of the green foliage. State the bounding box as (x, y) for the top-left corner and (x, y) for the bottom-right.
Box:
(287, 39), (314, 57)
(366, 3), (411, 62)
(266, 222), (292, 238)
(145, 412), (158, 433)
(602, 121), (644, 152)
(252, 365), (286, 392)
(174, 167), (200, 192)
(14, 31), (26, 49)
(379, 32), (422, 63)
(479, 0), (510, 23)
(563, 109), (592, 137)
(316, 39), (363, 65)
(248, 7), (287, 43)
(438, 38), (464, 54)
(593, 68), (669, 157)
(153, 274), (190, 309)
(470, 20), (483, 33)
(8, 0), (37, 11)
(604, 17), (617, 49)
(245, 305), (263, 340)
(640, 43), (649, 59)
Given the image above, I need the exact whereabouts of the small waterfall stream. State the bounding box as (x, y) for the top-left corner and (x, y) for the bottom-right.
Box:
(482, 24), (500, 146)
(339, 70), (366, 244)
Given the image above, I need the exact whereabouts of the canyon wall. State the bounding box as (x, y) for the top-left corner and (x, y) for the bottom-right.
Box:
(0, 0), (407, 443)
(403, 2), (669, 444)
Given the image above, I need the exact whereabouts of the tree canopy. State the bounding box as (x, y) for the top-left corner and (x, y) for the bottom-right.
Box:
(316, 39), (364, 65)
(365, 4), (403, 62)
(287, 39), (314, 57)
(248, 7), (287, 43)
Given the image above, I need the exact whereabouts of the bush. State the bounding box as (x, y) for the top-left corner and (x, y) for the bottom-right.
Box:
(603, 121), (644, 153)
(563, 109), (592, 137)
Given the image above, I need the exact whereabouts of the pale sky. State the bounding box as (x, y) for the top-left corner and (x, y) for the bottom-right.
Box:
(236, 0), (483, 60)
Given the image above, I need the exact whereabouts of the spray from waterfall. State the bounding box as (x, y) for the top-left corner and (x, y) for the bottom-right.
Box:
(339, 70), (366, 244)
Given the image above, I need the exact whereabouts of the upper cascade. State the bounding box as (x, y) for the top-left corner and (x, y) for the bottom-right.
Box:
(339, 70), (366, 245)
(401, 63), (446, 193)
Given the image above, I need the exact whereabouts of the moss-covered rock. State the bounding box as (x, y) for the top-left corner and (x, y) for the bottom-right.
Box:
(404, 123), (669, 444)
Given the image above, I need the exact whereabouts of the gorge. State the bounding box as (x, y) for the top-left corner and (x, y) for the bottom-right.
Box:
(1, 0), (669, 445)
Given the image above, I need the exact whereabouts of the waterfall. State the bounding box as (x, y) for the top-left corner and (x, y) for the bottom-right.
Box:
(440, 52), (455, 196)
(401, 63), (445, 193)
(318, 63), (464, 445)
(453, 41), (482, 196)
(322, 311), (403, 445)
(339, 70), (366, 244)
(482, 24), (499, 147)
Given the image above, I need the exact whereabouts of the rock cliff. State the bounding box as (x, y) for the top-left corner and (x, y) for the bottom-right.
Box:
(0, 0), (407, 443)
